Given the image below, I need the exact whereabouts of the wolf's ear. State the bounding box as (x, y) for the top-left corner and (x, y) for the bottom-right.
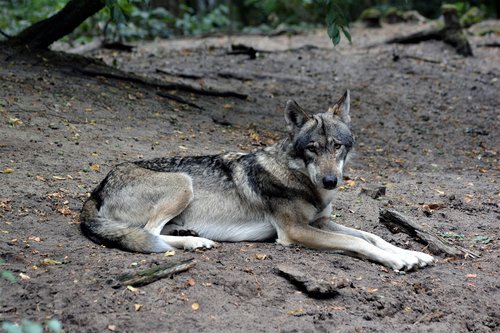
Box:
(285, 100), (310, 133)
(328, 90), (351, 127)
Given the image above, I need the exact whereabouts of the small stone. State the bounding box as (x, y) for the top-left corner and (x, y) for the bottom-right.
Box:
(360, 185), (386, 199)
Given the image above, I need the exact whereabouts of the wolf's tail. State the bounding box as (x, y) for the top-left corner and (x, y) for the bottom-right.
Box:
(80, 196), (174, 253)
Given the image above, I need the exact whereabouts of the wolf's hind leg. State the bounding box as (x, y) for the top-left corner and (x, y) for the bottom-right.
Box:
(159, 235), (217, 250)
(143, 173), (217, 250)
(143, 173), (194, 235)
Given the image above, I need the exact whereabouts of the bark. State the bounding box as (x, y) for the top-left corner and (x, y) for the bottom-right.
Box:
(379, 209), (479, 258)
(117, 258), (196, 287)
(8, 0), (105, 50)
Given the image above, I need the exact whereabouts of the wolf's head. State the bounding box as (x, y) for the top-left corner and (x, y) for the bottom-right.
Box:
(285, 90), (354, 191)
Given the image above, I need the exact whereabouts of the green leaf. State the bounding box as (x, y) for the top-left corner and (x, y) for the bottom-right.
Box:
(472, 235), (493, 244)
(46, 319), (62, 333)
(1, 270), (16, 283)
(341, 25), (351, 43)
(327, 24), (340, 45)
(1, 322), (23, 333)
(21, 320), (43, 333)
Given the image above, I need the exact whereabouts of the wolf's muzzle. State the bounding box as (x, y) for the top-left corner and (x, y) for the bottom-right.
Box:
(322, 175), (338, 190)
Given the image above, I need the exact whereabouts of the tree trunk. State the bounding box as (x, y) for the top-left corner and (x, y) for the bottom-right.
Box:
(8, 0), (105, 50)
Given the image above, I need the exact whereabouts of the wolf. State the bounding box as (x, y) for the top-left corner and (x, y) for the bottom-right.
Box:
(80, 91), (434, 272)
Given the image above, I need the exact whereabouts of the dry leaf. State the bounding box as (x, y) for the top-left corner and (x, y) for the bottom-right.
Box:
(9, 117), (23, 126)
(134, 304), (143, 311)
(0, 200), (12, 211)
(2, 168), (14, 173)
(108, 325), (116, 331)
(223, 103), (233, 109)
(186, 277), (196, 287)
(42, 259), (62, 266)
(28, 236), (41, 242)
(191, 303), (200, 311)
(52, 175), (66, 180)
(57, 206), (73, 216)
(89, 164), (100, 172)
(423, 203), (446, 211)
(164, 250), (176, 257)
(287, 308), (304, 316)
(367, 288), (378, 293)
(127, 286), (139, 293)
(248, 130), (260, 143)
(345, 180), (356, 187)
(255, 253), (267, 260)
(47, 192), (64, 199)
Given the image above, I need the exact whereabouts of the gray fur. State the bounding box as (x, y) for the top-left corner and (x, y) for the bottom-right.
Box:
(80, 90), (435, 272)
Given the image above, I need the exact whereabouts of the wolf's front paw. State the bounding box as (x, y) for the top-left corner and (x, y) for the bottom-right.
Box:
(183, 236), (217, 250)
(405, 250), (435, 267)
(388, 252), (421, 272)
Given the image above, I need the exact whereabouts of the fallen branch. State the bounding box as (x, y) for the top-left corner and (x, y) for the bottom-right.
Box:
(403, 54), (442, 64)
(78, 65), (248, 99)
(276, 265), (348, 299)
(386, 5), (473, 57)
(117, 258), (196, 287)
(379, 209), (479, 258)
(156, 91), (202, 109)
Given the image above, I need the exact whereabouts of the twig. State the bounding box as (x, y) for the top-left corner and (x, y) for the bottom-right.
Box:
(413, 313), (431, 325)
(117, 258), (196, 287)
(156, 91), (202, 109)
(404, 55), (442, 64)
(379, 209), (479, 258)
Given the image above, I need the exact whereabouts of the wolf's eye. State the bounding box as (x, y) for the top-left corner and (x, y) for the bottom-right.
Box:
(306, 143), (317, 153)
(334, 143), (342, 150)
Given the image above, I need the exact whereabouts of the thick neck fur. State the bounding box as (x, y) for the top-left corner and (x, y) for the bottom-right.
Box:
(260, 137), (334, 209)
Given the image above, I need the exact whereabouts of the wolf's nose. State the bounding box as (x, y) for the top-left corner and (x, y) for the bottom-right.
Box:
(322, 176), (338, 190)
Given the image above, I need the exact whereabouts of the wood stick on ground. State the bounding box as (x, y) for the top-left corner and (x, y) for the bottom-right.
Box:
(379, 209), (479, 258)
(156, 91), (202, 109)
(117, 258), (196, 287)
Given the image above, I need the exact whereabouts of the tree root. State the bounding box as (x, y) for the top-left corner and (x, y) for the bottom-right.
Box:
(78, 65), (248, 102)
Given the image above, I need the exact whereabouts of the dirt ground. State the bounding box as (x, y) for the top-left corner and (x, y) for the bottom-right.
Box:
(1, 21), (499, 333)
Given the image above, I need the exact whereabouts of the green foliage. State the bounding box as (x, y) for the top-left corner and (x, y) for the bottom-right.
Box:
(0, 0), (66, 36)
(175, 4), (231, 35)
(0, 258), (16, 283)
(1, 319), (61, 333)
(325, 0), (351, 45)
(2, 0), (493, 46)
(360, 8), (382, 19)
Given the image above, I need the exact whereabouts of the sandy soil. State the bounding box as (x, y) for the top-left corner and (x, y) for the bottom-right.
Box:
(1, 22), (499, 332)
